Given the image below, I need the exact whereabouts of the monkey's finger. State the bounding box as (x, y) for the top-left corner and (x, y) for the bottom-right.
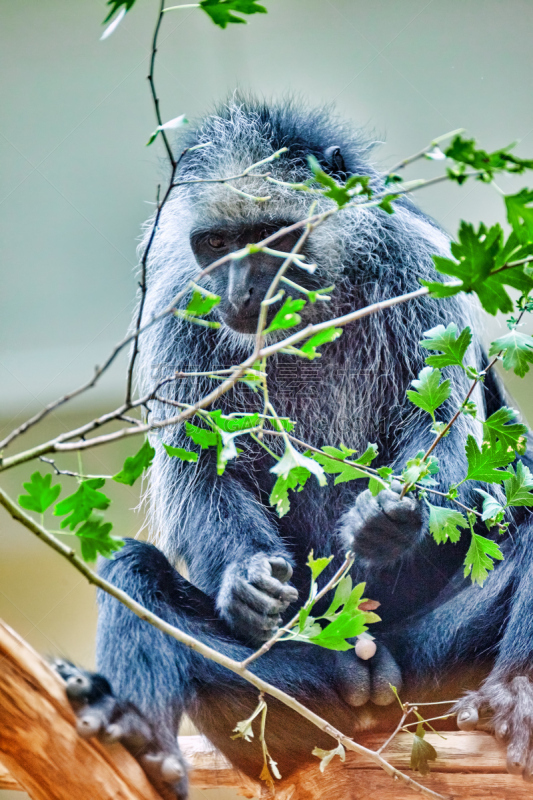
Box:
(456, 705), (479, 731)
(76, 710), (107, 738)
(233, 580), (287, 617)
(231, 599), (281, 634)
(251, 573), (298, 603)
(378, 490), (419, 523)
(507, 741), (529, 776)
(65, 672), (93, 701)
(522, 747), (533, 782)
(267, 556), (293, 583)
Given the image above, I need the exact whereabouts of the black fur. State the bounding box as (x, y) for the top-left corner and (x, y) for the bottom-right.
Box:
(67, 98), (533, 794)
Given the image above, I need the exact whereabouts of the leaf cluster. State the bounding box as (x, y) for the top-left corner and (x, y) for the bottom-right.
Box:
(19, 472), (122, 563)
(287, 553), (380, 651)
(445, 135), (533, 182)
(422, 221), (533, 317)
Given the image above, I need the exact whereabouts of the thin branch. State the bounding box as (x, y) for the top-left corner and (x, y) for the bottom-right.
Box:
(0, 284), (434, 472)
(39, 457), (111, 481)
(240, 551), (355, 669)
(0, 484), (447, 800)
(387, 129), (465, 174)
(377, 708), (412, 754)
(148, 0), (175, 169)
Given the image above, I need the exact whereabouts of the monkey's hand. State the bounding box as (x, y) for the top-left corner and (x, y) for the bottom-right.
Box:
(455, 675), (533, 780)
(52, 660), (187, 800)
(339, 484), (424, 566)
(335, 640), (403, 707)
(217, 553), (298, 644)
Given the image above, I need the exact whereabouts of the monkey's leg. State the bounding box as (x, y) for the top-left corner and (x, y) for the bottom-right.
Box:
(388, 530), (533, 781)
(91, 538), (396, 787)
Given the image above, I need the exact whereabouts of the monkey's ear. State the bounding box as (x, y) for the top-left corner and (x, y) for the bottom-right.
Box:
(324, 145), (346, 175)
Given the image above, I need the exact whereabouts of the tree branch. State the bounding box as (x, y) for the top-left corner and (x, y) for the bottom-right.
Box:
(0, 483), (447, 800)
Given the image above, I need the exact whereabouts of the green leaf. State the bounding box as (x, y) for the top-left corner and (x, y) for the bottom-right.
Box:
(185, 288), (221, 317)
(463, 532), (504, 585)
(406, 366), (451, 417)
(54, 479), (111, 531)
(474, 489), (505, 522)
(482, 407), (527, 456)
(185, 422), (218, 449)
(306, 550), (334, 582)
(341, 582), (366, 615)
(465, 435), (514, 483)
(488, 331), (533, 377)
(75, 516), (123, 562)
(307, 157), (372, 208)
(503, 461), (533, 507)
(163, 443), (199, 463)
(505, 189), (533, 244)
(353, 443), (379, 466)
(269, 466), (310, 518)
(113, 440), (155, 486)
(208, 410), (260, 432)
(420, 323), (472, 369)
(312, 448), (370, 486)
(199, 0), (267, 28)
(422, 222), (533, 315)
(378, 194), (400, 214)
(308, 607), (366, 649)
(369, 466), (393, 496)
(299, 327), (343, 359)
(103, 0), (136, 23)
(410, 725), (437, 775)
(445, 135), (533, 180)
(18, 472), (61, 513)
(271, 442), (326, 486)
(323, 575), (353, 618)
(264, 297), (306, 334)
(427, 503), (467, 544)
(147, 114), (188, 146)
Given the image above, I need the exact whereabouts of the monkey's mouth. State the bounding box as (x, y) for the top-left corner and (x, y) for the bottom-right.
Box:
(221, 311), (259, 334)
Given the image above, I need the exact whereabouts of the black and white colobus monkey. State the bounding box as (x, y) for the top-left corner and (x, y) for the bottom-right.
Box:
(58, 98), (533, 798)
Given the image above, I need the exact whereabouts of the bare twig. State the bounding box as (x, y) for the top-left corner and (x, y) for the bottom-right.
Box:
(148, 0), (175, 169)
(377, 707), (413, 754)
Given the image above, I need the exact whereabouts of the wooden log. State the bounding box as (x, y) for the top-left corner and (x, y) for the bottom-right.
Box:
(0, 618), (163, 800)
(1, 616), (530, 799)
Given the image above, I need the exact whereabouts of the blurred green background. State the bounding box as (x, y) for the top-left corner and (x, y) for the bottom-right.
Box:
(1, 0), (533, 797)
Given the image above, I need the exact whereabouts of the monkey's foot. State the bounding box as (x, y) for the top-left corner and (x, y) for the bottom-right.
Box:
(217, 553), (298, 645)
(455, 675), (533, 780)
(335, 641), (402, 707)
(52, 660), (188, 800)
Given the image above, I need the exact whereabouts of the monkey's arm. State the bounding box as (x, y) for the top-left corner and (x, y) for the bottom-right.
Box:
(174, 460), (298, 644)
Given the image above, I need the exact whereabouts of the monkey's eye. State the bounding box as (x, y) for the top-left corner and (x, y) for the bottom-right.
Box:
(207, 234), (227, 250)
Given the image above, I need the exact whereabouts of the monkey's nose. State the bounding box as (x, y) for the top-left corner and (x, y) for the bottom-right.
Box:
(229, 286), (253, 312)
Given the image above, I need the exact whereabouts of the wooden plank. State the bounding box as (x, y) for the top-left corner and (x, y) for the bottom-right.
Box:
(2, 731), (529, 799)
(0, 615), (528, 800)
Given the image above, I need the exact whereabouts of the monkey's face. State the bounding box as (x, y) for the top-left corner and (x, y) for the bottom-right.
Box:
(190, 222), (305, 333)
